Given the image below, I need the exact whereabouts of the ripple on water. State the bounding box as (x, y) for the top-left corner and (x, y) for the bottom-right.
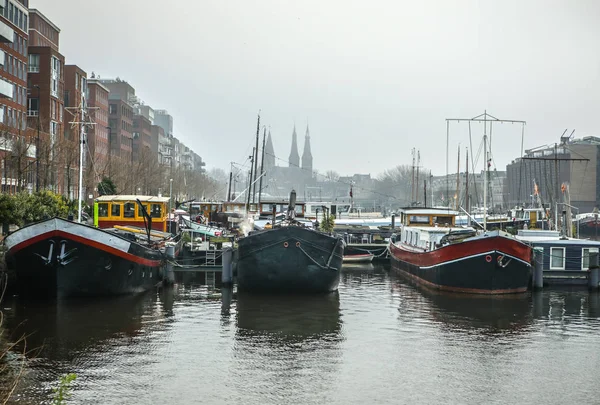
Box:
(3, 266), (600, 404)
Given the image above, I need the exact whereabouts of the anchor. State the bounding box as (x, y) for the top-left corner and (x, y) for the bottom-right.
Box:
(34, 240), (55, 265)
(57, 240), (78, 266)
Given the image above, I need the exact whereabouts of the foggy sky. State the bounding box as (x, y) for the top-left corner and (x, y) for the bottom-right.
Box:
(32, 0), (600, 179)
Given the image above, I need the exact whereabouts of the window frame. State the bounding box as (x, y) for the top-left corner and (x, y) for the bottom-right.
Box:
(550, 247), (566, 270)
(581, 247), (599, 271)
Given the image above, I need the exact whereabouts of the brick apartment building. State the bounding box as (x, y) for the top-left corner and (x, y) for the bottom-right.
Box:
(86, 77), (109, 185)
(27, 8), (64, 192)
(0, 0), (30, 192)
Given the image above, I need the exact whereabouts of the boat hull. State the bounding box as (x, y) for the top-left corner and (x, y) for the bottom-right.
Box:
(236, 226), (344, 293)
(389, 232), (532, 294)
(4, 218), (165, 298)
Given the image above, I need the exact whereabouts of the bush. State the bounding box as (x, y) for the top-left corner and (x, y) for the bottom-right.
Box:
(13, 191), (70, 225)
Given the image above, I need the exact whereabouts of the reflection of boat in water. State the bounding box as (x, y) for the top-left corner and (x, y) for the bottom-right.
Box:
(2, 292), (161, 360)
(235, 292), (342, 340)
(395, 278), (533, 332)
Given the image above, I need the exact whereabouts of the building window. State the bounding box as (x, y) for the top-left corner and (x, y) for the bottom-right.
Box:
(582, 248), (599, 270)
(109, 104), (117, 114)
(550, 247), (565, 270)
(28, 54), (40, 73)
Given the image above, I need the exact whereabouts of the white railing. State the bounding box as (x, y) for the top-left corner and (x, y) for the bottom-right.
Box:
(27, 110), (39, 117)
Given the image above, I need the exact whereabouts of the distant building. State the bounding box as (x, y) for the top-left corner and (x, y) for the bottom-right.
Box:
(86, 77), (110, 187)
(262, 124), (314, 199)
(100, 79), (134, 163)
(506, 137), (600, 213)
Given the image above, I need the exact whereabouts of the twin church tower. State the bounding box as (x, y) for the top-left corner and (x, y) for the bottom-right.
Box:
(262, 125), (314, 197)
(264, 124), (312, 173)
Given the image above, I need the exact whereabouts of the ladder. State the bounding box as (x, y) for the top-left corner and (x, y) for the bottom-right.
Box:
(205, 271), (215, 287)
(205, 249), (217, 266)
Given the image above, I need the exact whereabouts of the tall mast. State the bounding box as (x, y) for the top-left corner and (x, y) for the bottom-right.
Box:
(416, 150), (420, 205)
(455, 146), (460, 210)
(446, 111), (526, 231)
(483, 112), (488, 231)
(465, 147), (469, 218)
(251, 113), (260, 203)
(411, 148), (416, 203)
(258, 127), (266, 205)
(66, 91), (97, 223)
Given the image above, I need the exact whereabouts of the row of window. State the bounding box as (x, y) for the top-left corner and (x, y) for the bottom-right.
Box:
(549, 247), (599, 270)
(97, 202), (163, 219)
(3, 53), (26, 82)
(0, 105), (26, 130)
(8, 31), (27, 57)
(3, 1), (28, 33)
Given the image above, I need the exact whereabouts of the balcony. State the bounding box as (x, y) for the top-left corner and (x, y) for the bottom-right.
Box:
(27, 110), (39, 117)
(0, 20), (14, 43)
(27, 65), (40, 73)
(0, 78), (13, 99)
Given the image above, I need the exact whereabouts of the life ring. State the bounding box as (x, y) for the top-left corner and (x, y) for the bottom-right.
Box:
(485, 255), (492, 263)
(283, 242), (289, 248)
(296, 241), (301, 247)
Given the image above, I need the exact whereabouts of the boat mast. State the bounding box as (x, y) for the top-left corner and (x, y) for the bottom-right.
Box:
(66, 91), (96, 223)
(258, 127), (266, 205)
(445, 111), (527, 231)
(465, 147), (469, 221)
(252, 113), (260, 204)
(455, 146), (460, 211)
(483, 112), (488, 231)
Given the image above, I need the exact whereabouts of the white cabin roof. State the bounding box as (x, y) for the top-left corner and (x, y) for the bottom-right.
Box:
(399, 208), (459, 216)
(95, 195), (170, 203)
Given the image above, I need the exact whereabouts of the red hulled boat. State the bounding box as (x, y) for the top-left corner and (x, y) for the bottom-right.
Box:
(389, 208), (533, 294)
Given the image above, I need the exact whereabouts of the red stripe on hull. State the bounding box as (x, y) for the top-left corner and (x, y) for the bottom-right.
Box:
(389, 235), (532, 267)
(8, 230), (162, 267)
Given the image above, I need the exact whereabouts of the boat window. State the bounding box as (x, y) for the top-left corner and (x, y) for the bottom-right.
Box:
(111, 203), (121, 217)
(295, 205), (303, 215)
(436, 216), (453, 226)
(550, 247), (566, 270)
(124, 202), (135, 218)
(137, 204), (149, 218)
(150, 204), (162, 218)
(98, 203), (109, 218)
(410, 215), (430, 224)
(582, 248), (599, 270)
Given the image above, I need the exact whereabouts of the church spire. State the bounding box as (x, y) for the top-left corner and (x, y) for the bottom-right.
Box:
(265, 129), (275, 170)
(289, 125), (300, 168)
(301, 124), (313, 173)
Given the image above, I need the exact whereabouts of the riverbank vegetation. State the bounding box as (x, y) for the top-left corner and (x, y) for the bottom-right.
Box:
(0, 191), (75, 229)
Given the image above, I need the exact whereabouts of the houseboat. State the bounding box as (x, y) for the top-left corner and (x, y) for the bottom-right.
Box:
(389, 207), (533, 294)
(4, 195), (178, 298)
(517, 229), (600, 286)
(235, 191), (345, 293)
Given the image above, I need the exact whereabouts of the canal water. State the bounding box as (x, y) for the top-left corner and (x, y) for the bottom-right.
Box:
(2, 264), (600, 404)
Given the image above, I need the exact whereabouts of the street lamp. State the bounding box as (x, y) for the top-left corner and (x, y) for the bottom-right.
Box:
(106, 125), (112, 178)
(34, 84), (40, 192)
(169, 178), (173, 216)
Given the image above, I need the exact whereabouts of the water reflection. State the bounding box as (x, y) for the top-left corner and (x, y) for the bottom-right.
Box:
(3, 293), (153, 360)
(390, 274), (534, 335)
(235, 292), (342, 341)
(231, 293), (344, 404)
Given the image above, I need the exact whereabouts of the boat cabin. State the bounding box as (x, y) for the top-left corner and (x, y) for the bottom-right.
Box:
(395, 208), (474, 252)
(398, 208), (458, 228)
(188, 201), (259, 219)
(258, 200), (306, 218)
(517, 230), (600, 272)
(94, 195), (170, 232)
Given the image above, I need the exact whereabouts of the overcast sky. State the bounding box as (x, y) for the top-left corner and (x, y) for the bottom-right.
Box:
(32, 0), (600, 179)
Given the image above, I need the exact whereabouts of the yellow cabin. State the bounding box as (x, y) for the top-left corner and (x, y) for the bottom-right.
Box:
(94, 195), (170, 232)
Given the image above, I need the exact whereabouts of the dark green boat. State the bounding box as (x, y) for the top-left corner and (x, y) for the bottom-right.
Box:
(236, 225), (344, 293)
